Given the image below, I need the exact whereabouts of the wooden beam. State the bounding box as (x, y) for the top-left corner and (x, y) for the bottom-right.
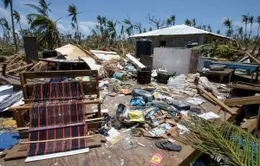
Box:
(197, 85), (237, 115)
(16, 117), (104, 131)
(227, 84), (260, 92)
(224, 96), (260, 106)
(2, 63), (7, 76)
(244, 51), (260, 65)
(20, 135), (94, 144)
(9, 99), (101, 111)
(21, 70), (98, 79)
(6, 63), (33, 74)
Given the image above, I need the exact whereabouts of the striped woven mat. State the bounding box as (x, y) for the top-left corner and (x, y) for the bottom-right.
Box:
(27, 82), (88, 157)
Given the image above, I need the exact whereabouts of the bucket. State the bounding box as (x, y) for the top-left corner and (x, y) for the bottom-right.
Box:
(137, 67), (151, 84)
(108, 83), (114, 93)
(157, 71), (176, 84)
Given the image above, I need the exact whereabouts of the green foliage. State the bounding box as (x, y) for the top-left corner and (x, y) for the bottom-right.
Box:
(179, 117), (260, 166)
(195, 44), (235, 60)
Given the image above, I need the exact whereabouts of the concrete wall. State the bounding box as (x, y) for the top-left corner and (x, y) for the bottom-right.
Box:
(147, 34), (228, 48)
(153, 48), (192, 75)
(149, 35), (202, 48)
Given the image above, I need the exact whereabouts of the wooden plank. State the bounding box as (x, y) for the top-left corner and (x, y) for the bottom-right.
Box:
(188, 49), (200, 73)
(244, 51), (260, 65)
(20, 135), (94, 144)
(21, 70), (98, 80)
(4, 134), (101, 161)
(227, 84), (260, 92)
(16, 117), (104, 131)
(4, 143), (27, 161)
(6, 54), (21, 65)
(224, 96), (260, 106)
(24, 81), (98, 98)
(9, 99), (101, 111)
(126, 54), (145, 68)
(6, 63), (33, 74)
(241, 118), (257, 132)
(197, 85), (237, 115)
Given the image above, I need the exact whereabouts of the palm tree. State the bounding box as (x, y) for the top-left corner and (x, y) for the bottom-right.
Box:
(207, 25), (212, 32)
(179, 117), (260, 166)
(134, 22), (142, 33)
(123, 17), (134, 37)
(237, 26), (243, 39)
(202, 25), (206, 30)
(184, 19), (191, 26)
(68, 3), (81, 43)
(255, 16), (260, 36)
(223, 18), (233, 37)
(31, 15), (60, 49)
(1, 0), (18, 52)
(0, 17), (11, 42)
(26, 0), (51, 17)
(13, 10), (23, 33)
(191, 18), (196, 27)
(106, 20), (117, 44)
(248, 16), (254, 38)
(26, 0), (60, 49)
(167, 15), (175, 26)
(241, 14), (249, 38)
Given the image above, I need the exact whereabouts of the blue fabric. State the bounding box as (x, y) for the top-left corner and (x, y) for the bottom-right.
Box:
(0, 132), (20, 150)
(130, 97), (146, 106)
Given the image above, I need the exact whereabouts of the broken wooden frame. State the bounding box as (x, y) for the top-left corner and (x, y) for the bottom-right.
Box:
(9, 70), (101, 127)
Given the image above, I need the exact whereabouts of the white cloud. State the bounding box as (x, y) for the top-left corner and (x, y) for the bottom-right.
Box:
(57, 23), (69, 32)
(233, 20), (258, 35)
(79, 21), (97, 35)
(0, 7), (10, 19)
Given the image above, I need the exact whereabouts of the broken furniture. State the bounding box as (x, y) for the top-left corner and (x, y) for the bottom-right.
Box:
(226, 81), (260, 93)
(6, 70), (102, 161)
(205, 60), (260, 82)
(199, 68), (234, 83)
(39, 58), (89, 70)
(10, 70), (101, 127)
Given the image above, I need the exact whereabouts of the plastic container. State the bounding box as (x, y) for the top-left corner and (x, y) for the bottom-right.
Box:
(132, 89), (153, 103)
(169, 100), (190, 110)
(157, 71), (176, 84)
(137, 68), (151, 84)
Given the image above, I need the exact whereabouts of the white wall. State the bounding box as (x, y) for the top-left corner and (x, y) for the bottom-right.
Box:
(153, 48), (192, 75)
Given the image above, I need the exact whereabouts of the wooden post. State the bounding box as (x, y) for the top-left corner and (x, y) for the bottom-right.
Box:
(197, 85), (237, 115)
(2, 63), (7, 76)
(256, 105), (260, 132)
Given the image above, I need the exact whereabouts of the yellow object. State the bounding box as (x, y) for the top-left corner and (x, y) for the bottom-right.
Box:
(2, 119), (17, 128)
(128, 111), (145, 122)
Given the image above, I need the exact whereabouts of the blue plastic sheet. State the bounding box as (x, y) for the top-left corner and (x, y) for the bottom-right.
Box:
(130, 97), (145, 106)
(0, 131), (20, 150)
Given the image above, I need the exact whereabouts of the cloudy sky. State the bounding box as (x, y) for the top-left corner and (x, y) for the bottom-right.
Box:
(0, 0), (259, 36)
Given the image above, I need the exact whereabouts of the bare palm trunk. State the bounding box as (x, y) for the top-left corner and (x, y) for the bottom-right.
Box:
(244, 23), (247, 38)
(76, 21), (79, 44)
(249, 24), (253, 39)
(19, 22), (23, 35)
(257, 24), (260, 37)
(10, 1), (18, 52)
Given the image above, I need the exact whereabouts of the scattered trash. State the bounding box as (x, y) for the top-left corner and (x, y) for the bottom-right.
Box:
(130, 97), (146, 106)
(198, 112), (221, 120)
(148, 123), (172, 137)
(128, 110), (145, 122)
(122, 133), (137, 150)
(155, 141), (182, 152)
(151, 153), (164, 165)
